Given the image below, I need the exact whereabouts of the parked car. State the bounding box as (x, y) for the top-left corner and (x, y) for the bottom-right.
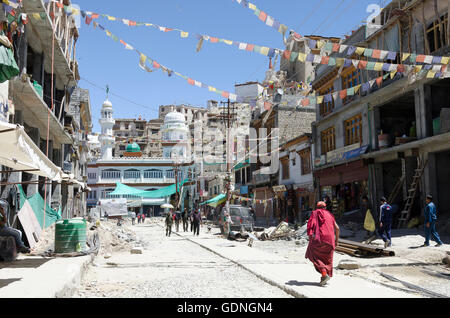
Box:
(216, 205), (255, 233)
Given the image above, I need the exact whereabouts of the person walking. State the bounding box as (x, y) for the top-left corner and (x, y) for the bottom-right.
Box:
(165, 209), (174, 237)
(175, 211), (181, 232)
(190, 209), (194, 232)
(422, 195), (444, 247)
(182, 208), (189, 232)
(192, 209), (202, 236)
(141, 213), (146, 224)
(137, 212), (141, 224)
(131, 211), (136, 226)
(378, 197), (393, 248)
(305, 202), (340, 287)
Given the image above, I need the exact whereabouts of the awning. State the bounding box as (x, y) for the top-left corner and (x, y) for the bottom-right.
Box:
(0, 121), (66, 182)
(200, 194), (227, 207)
(109, 179), (189, 198)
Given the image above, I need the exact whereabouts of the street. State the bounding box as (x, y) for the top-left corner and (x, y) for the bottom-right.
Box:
(72, 219), (293, 298)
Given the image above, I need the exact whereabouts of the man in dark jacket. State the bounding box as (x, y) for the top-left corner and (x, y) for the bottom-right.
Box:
(192, 209), (202, 236)
(423, 195), (444, 247)
(182, 208), (189, 232)
(378, 197), (393, 248)
(165, 209), (174, 237)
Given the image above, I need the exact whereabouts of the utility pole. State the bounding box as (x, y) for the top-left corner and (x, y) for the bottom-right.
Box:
(174, 161), (179, 210)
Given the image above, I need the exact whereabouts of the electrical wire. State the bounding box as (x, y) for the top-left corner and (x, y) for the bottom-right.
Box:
(80, 77), (160, 114)
(315, 0), (359, 35)
(295, 0), (327, 31)
(311, 0), (347, 34)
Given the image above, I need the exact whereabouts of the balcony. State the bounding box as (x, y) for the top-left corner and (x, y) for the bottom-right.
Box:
(12, 77), (72, 145)
(23, 0), (79, 86)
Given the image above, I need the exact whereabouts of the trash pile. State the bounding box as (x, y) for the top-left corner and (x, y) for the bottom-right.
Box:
(253, 222), (309, 243)
(96, 220), (139, 256)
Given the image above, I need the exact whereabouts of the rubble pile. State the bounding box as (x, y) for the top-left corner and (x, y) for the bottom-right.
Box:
(96, 220), (139, 256)
(32, 224), (56, 255)
(255, 222), (309, 246)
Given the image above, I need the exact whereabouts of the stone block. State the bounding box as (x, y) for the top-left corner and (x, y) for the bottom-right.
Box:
(338, 259), (361, 270)
(131, 247), (143, 254)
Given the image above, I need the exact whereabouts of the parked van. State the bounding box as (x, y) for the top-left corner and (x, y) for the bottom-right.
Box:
(217, 205), (254, 233)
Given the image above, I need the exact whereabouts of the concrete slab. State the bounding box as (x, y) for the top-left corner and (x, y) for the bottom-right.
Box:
(0, 255), (92, 298)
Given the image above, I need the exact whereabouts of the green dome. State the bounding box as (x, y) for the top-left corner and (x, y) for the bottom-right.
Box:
(126, 142), (141, 153)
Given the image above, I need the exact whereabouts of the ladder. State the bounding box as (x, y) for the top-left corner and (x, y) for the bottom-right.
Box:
(397, 159), (428, 229)
(388, 175), (405, 204)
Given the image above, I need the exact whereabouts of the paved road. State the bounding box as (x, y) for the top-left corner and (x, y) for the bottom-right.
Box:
(72, 220), (293, 298)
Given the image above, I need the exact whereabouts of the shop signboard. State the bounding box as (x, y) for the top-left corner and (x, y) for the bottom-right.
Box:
(314, 155), (326, 167)
(273, 185), (287, 193)
(240, 185), (249, 195)
(326, 143), (361, 164)
(343, 145), (369, 160)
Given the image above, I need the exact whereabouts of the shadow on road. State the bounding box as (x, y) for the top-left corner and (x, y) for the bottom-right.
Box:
(285, 280), (319, 287)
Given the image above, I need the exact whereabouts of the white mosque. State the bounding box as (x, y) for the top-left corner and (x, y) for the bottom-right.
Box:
(87, 98), (195, 215)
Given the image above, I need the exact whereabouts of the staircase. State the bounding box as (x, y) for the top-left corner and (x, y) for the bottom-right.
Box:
(397, 159), (428, 229)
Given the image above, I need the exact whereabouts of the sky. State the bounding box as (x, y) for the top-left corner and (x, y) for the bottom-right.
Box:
(74, 0), (390, 132)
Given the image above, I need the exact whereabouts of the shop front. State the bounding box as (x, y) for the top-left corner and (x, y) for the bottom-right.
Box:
(294, 184), (315, 223)
(315, 159), (369, 220)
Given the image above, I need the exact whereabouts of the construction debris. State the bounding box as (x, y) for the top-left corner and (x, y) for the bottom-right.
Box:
(336, 239), (395, 258)
(130, 247), (143, 255)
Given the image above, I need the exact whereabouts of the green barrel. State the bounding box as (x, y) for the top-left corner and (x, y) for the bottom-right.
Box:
(55, 219), (87, 254)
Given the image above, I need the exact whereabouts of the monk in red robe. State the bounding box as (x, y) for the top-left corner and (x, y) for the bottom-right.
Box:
(305, 201), (340, 286)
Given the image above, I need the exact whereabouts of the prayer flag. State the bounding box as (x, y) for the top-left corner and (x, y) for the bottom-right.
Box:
(180, 31), (189, 38)
(355, 47), (365, 55)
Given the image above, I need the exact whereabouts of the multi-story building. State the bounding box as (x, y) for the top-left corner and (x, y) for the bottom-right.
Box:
(311, 0), (450, 226)
(146, 118), (164, 158)
(0, 1), (91, 223)
(113, 117), (147, 158)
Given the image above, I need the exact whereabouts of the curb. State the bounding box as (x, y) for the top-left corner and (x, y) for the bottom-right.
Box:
(56, 254), (95, 298)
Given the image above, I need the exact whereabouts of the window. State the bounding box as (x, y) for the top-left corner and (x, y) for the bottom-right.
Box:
(88, 173), (97, 180)
(426, 13), (448, 53)
(166, 170), (175, 178)
(281, 157), (290, 180)
(123, 169), (140, 179)
(319, 84), (335, 116)
(345, 114), (363, 146)
(321, 127), (336, 154)
(101, 169), (121, 179)
(299, 148), (312, 175)
(342, 68), (361, 104)
(144, 170), (163, 179)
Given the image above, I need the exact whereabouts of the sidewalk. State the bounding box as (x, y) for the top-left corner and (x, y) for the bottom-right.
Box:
(0, 254), (93, 298)
(174, 227), (422, 298)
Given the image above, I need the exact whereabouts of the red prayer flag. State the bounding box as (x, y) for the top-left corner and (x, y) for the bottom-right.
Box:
(339, 89), (347, 100)
(372, 49), (381, 59)
(358, 60), (368, 69)
(222, 91), (230, 99)
(188, 78), (195, 85)
(246, 44), (255, 51)
(91, 13), (99, 19)
(153, 61), (160, 69)
(258, 11), (267, 22)
(376, 77), (383, 87)
(416, 55), (426, 63)
(332, 44), (340, 52)
(129, 21), (137, 26)
(210, 37), (219, 43)
(301, 98), (310, 106)
(321, 56), (330, 65)
(56, 2), (63, 8)
(397, 64), (406, 73)
(283, 50), (291, 60)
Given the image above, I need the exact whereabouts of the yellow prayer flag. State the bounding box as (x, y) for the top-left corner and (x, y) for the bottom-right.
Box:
(390, 70), (397, 79)
(317, 40), (325, 49)
(354, 84), (362, 93)
(106, 31), (112, 37)
(402, 53), (411, 61)
(140, 54), (147, 65)
(441, 57), (450, 65)
(223, 39), (233, 45)
(248, 3), (257, 10)
(260, 47), (270, 56)
(414, 65), (423, 73)
(180, 31), (189, 38)
(209, 86), (216, 92)
(298, 53), (306, 62)
(374, 62), (383, 71)
(107, 15), (116, 21)
(32, 13), (41, 20)
(426, 71), (436, 79)
(355, 47), (365, 55)
(316, 96), (324, 104)
(336, 58), (344, 67)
